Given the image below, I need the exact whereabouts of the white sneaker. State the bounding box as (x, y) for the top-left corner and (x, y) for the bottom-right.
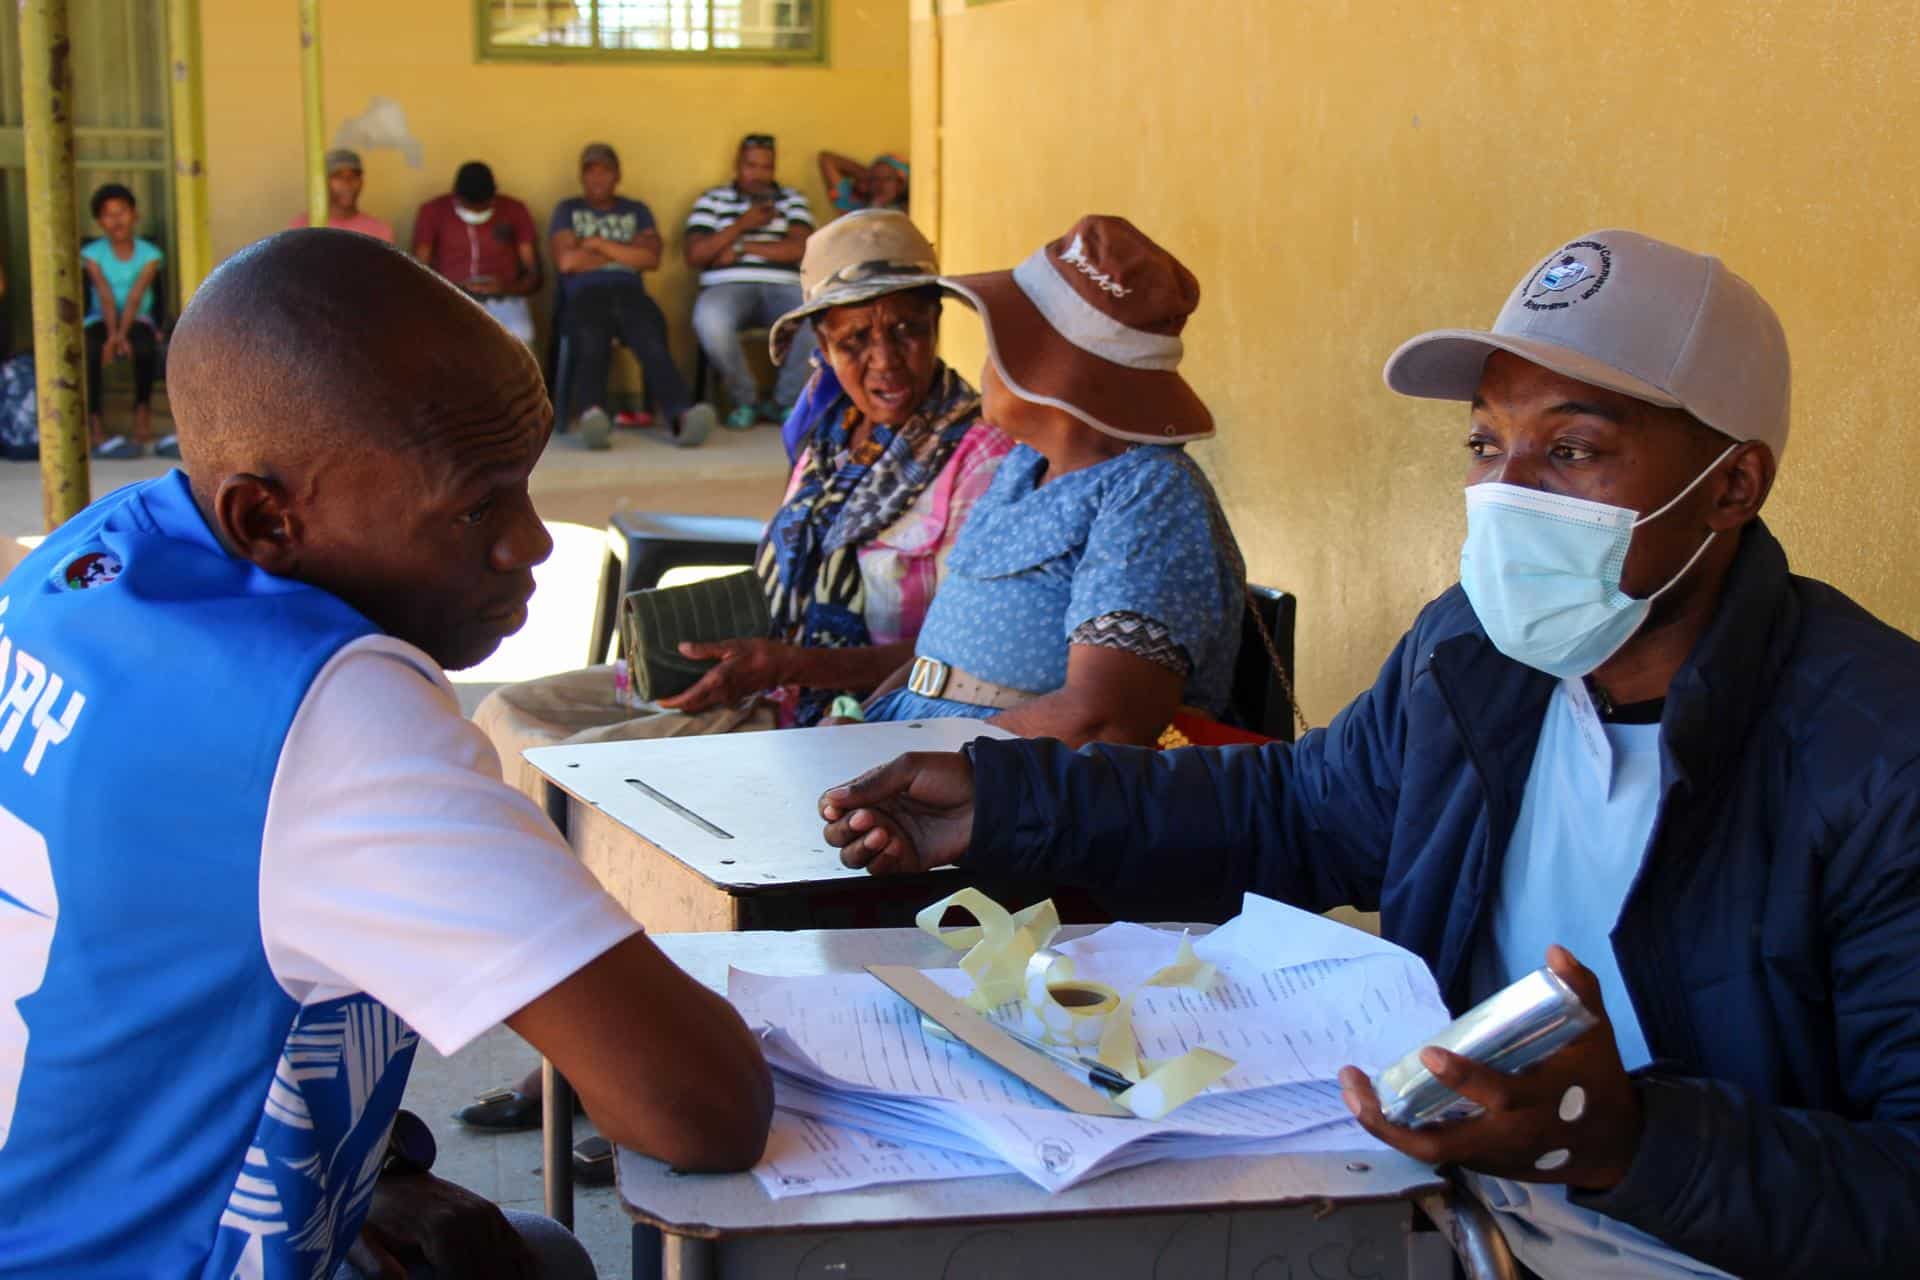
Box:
(575, 407), (612, 451)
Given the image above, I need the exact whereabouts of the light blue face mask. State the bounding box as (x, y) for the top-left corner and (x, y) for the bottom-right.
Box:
(1459, 443), (1740, 678)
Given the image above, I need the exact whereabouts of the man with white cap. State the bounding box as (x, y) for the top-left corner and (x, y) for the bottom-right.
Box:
(819, 230), (1920, 1276)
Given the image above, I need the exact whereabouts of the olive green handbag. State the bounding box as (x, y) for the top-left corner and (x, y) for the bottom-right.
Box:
(619, 569), (773, 703)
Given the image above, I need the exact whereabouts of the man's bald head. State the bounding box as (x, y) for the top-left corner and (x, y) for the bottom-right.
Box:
(168, 229), (539, 495)
(167, 229), (554, 670)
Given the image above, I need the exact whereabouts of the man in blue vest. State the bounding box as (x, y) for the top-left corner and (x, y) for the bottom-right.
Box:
(820, 230), (1920, 1277)
(0, 229), (772, 1279)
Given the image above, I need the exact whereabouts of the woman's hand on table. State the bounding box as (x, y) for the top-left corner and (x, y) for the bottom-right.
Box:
(658, 638), (795, 713)
(821, 750), (977, 874)
(1336, 946), (1643, 1192)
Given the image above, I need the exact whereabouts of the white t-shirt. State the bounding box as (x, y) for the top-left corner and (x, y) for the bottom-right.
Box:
(259, 635), (641, 1054)
(1468, 679), (1731, 1279)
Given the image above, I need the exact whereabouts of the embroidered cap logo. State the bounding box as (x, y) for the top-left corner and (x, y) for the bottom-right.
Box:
(1520, 239), (1613, 313)
(1058, 234), (1132, 298)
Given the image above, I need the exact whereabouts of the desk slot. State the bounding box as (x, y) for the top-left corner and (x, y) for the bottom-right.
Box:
(625, 777), (734, 840)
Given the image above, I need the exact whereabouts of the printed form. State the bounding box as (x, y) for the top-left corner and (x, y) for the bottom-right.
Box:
(730, 895), (1453, 1198)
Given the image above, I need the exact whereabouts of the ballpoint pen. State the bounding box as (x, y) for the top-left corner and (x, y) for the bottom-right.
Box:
(1000, 1024), (1134, 1094)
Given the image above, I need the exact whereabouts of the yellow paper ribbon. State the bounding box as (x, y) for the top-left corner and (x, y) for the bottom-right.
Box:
(915, 887), (1061, 1010)
(915, 890), (1235, 1120)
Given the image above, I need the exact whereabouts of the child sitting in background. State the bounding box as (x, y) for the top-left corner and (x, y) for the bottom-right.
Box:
(82, 183), (173, 460)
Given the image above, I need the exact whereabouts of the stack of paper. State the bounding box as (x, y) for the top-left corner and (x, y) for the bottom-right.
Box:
(730, 895), (1453, 1198)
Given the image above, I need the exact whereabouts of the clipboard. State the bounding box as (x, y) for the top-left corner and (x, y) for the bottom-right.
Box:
(867, 964), (1133, 1119)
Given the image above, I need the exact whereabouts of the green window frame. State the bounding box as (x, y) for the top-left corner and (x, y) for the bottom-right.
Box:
(476, 1), (827, 64)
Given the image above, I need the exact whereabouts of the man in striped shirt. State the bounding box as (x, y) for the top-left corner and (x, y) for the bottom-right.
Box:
(685, 133), (818, 428)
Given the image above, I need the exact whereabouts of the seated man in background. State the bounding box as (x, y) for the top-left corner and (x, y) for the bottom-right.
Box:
(413, 161), (542, 345)
(0, 229), (770, 1279)
(288, 147), (394, 243)
(550, 141), (714, 450)
(685, 133), (817, 429)
(862, 215), (1246, 750)
(817, 149), (910, 215)
(82, 183), (169, 462)
(825, 231), (1920, 1279)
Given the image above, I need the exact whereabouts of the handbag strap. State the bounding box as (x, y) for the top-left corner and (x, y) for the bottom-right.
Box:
(1244, 587), (1310, 738)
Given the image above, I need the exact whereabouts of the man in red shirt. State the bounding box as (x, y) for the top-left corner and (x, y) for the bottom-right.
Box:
(412, 162), (542, 345)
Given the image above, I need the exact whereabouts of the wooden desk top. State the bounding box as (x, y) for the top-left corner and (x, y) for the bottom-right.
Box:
(618, 927), (1442, 1237)
(528, 719), (1011, 896)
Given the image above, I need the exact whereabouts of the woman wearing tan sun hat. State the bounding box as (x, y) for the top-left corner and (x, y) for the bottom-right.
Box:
(862, 215), (1247, 747)
(459, 208), (1012, 1155)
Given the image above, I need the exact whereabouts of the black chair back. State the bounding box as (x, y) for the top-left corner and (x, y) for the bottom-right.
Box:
(1231, 584), (1298, 743)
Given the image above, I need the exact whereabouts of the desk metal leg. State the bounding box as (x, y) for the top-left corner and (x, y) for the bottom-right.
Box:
(542, 1059), (575, 1228)
(632, 1224), (715, 1280)
(539, 778), (577, 1228)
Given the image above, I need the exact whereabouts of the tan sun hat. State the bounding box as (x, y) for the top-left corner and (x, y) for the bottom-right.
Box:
(1383, 229), (1791, 458)
(940, 215), (1212, 443)
(769, 209), (943, 362)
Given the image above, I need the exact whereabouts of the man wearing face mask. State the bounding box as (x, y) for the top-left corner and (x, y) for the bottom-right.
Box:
(413, 161), (542, 345)
(819, 230), (1920, 1278)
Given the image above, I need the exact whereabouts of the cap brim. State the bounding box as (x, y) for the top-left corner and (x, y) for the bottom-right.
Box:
(768, 274), (953, 363)
(942, 270), (1213, 444)
(1383, 329), (1683, 410)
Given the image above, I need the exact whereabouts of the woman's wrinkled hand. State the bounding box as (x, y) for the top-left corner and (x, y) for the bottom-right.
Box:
(656, 638), (795, 714)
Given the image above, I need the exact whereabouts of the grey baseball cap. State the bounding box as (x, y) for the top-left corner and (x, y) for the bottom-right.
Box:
(324, 147), (363, 175)
(1383, 229), (1792, 459)
(579, 141), (620, 171)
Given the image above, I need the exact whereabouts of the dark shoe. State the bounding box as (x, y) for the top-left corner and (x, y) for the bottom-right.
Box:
(453, 1087), (541, 1132)
(153, 434), (182, 459)
(572, 1135), (615, 1187)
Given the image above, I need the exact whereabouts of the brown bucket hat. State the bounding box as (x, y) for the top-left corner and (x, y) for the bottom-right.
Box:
(940, 215), (1212, 443)
(769, 209), (944, 362)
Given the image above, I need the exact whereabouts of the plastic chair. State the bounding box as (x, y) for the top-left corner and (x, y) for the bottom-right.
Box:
(1231, 584), (1299, 743)
(586, 511), (768, 665)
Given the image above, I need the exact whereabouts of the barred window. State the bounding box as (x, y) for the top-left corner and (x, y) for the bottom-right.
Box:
(478, 0), (823, 62)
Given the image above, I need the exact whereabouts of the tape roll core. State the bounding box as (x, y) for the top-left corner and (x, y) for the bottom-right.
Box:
(1048, 983), (1117, 1011)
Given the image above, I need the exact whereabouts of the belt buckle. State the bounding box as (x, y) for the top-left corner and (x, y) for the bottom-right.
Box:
(907, 656), (949, 698)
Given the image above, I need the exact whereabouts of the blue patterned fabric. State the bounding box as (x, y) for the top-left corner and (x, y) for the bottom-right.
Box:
(0, 472), (408, 1280)
(868, 444), (1243, 719)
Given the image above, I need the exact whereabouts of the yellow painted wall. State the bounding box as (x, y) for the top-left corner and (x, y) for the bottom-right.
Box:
(198, 0), (909, 364)
(916, 0), (1920, 723)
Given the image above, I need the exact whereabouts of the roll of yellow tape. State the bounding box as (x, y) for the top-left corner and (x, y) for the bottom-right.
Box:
(914, 891), (1236, 1121)
(1023, 950), (1122, 1051)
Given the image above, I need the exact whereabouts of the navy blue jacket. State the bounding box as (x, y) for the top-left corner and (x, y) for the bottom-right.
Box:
(965, 522), (1920, 1276)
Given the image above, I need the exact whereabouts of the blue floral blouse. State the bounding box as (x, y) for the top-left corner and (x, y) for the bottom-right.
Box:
(867, 443), (1244, 723)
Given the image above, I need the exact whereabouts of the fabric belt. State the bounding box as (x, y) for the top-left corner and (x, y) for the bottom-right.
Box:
(905, 656), (1038, 711)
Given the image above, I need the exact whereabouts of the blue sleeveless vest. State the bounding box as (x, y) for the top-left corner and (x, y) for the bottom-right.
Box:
(0, 472), (417, 1279)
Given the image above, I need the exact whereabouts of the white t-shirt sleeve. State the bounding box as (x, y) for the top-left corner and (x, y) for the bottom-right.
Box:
(259, 636), (642, 1055)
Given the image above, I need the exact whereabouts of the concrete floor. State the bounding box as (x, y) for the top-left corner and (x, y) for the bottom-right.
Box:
(6, 409), (793, 1278)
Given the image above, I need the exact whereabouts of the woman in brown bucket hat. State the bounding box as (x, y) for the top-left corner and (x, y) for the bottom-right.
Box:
(862, 215), (1247, 746)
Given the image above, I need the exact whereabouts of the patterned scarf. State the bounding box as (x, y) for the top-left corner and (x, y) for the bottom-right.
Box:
(757, 361), (981, 724)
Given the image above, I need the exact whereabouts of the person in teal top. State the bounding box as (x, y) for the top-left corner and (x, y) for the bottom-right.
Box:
(80, 183), (172, 461)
